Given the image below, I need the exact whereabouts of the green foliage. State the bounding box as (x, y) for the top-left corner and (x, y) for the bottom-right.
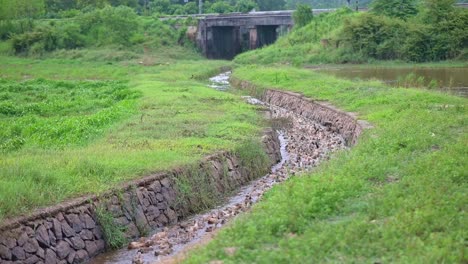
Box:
(79, 6), (139, 46)
(174, 138), (269, 215)
(208, 2), (234, 14)
(95, 206), (127, 249)
(285, 0), (373, 9)
(293, 4), (314, 28)
(0, 78), (139, 152)
(371, 0), (418, 20)
(420, 0), (457, 24)
(237, 1), (468, 64)
(0, 57), (267, 221)
(235, 0), (258, 13)
(0, 0), (45, 19)
(0, 19), (34, 40)
(4, 6), (190, 56)
(235, 7), (356, 65)
(185, 65), (468, 264)
(235, 139), (270, 177)
(256, 0), (286, 11)
(342, 13), (407, 60)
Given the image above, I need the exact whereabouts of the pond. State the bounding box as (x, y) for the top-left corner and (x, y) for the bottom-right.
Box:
(315, 66), (468, 97)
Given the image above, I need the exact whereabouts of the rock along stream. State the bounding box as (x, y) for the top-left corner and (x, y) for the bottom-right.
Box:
(90, 72), (346, 264)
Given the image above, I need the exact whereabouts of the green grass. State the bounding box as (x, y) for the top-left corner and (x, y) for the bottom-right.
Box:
(0, 55), (267, 221)
(184, 66), (467, 263)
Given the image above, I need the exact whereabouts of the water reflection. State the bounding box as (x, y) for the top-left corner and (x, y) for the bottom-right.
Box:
(316, 66), (468, 97)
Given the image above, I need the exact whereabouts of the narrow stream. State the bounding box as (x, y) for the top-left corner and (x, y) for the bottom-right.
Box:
(90, 72), (346, 264)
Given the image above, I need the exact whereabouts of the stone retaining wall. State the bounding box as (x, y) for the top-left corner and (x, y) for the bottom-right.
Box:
(231, 78), (371, 145)
(0, 130), (281, 264)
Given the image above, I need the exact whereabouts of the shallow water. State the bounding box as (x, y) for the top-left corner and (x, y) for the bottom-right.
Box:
(90, 72), (345, 264)
(316, 66), (468, 97)
(90, 73), (289, 264)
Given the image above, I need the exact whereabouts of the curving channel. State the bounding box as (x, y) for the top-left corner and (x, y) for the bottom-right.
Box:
(90, 72), (346, 264)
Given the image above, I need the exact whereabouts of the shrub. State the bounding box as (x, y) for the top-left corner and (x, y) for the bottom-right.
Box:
(341, 13), (407, 60)
(11, 25), (56, 54)
(235, 0), (258, 13)
(0, 19), (34, 40)
(371, 0), (418, 20)
(78, 6), (139, 46)
(293, 4), (314, 28)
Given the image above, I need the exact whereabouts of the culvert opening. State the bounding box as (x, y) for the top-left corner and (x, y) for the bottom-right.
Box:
(208, 26), (241, 60)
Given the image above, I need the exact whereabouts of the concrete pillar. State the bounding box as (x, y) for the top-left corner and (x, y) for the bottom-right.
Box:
(249, 26), (257, 50)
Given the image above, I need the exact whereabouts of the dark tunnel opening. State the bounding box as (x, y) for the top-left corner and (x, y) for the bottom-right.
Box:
(256, 25), (278, 48)
(205, 25), (282, 60)
(209, 26), (241, 60)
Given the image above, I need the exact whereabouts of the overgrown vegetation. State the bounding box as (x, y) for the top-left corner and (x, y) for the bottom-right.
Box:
(173, 139), (270, 215)
(95, 205), (128, 249)
(292, 4), (313, 28)
(236, 0), (468, 64)
(185, 65), (467, 263)
(0, 6), (195, 57)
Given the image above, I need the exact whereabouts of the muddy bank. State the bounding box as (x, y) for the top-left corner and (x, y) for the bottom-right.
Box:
(0, 130), (281, 264)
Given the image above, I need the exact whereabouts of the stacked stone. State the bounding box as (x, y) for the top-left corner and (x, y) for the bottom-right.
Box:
(0, 207), (105, 264)
(0, 132), (282, 264)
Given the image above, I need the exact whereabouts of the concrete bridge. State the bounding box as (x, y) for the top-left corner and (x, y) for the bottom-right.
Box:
(195, 11), (299, 59)
(195, 10), (336, 59)
(191, 3), (468, 59)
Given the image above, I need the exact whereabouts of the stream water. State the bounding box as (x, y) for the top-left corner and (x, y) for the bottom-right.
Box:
(90, 72), (346, 264)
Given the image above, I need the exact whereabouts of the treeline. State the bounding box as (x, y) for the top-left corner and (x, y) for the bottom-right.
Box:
(0, 0), (373, 19)
(1, 0), (466, 18)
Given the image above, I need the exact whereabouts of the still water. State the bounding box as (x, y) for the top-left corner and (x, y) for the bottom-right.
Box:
(316, 66), (468, 97)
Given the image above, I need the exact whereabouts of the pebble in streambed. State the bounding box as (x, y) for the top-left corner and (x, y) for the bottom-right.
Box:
(129, 95), (346, 264)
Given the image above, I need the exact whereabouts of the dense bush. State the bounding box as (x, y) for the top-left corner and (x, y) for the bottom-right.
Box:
(341, 13), (407, 60)
(79, 6), (139, 46)
(293, 4), (314, 28)
(5, 5), (190, 56)
(371, 0), (418, 20)
(0, 19), (34, 40)
(342, 1), (468, 62)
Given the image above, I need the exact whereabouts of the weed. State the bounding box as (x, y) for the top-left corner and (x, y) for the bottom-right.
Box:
(95, 205), (127, 249)
(0, 56), (264, 220)
(184, 66), (467, 263)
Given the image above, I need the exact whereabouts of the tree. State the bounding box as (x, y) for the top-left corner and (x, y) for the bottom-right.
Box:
(45, 0), (76, 13)
(420, 0), (456, 23)
(235, 0), (258, 13)
(77, 0), (109, 9)
(256, 0), (285, 11)
(149, 0), (172, 14)
(371, 0), (418, 20)
(0, 0), (46, 19)
(293, 4), (313, 27)
(208, 1), (233, 13)
(183, 2), (199, 14)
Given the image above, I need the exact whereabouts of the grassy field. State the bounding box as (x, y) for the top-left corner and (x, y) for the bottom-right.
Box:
(185, 66), (467, 263)
(0, 55), (267, 221)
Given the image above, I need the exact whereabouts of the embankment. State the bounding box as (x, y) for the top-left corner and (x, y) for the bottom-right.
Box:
(231, 77), (371, 146)
(0, 130), (280, 264)
(0, 77), (370, 264)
